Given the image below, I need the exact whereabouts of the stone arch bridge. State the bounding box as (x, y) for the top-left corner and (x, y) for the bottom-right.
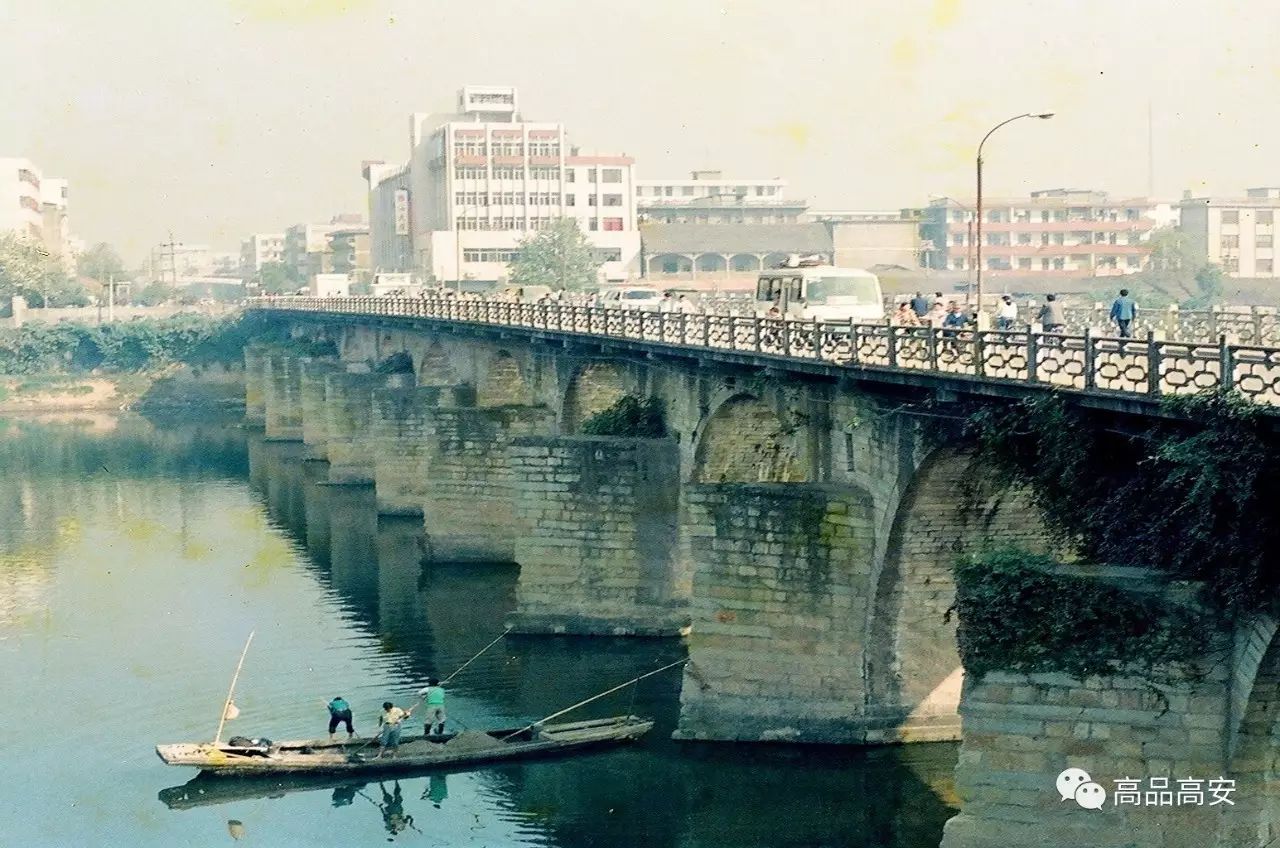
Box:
(245, 303), (1280, 847)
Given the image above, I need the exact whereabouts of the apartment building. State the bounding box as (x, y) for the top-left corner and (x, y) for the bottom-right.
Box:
(923, 189), (1175, 277)
(636, 171), (806, 225)
(240, 233), (285, 277)
(150, 242), (214, 282)
(366, 85), (640, 284)
(1179, 188), (1280, 278)
(329, 227), (371, 278)
(0, 157), (49, 241)
(283, 215), (365, 281)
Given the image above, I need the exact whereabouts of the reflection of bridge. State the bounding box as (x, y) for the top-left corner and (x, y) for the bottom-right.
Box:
(252, 297), (1280, 408)
(247, 297), (1280, 848)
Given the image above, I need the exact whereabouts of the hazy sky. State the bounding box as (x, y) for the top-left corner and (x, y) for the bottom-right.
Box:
(3, 0), (1279, 261)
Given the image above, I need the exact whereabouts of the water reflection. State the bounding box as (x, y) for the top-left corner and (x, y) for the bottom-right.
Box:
(1, 417), (959, 848)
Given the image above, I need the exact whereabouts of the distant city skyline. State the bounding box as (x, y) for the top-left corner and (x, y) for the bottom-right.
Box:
(4, 0), (1279, 261)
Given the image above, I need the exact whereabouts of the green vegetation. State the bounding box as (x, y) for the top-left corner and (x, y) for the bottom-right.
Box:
(0, 232), (89, 308)
(75, 243), (127, 285)
(965, 392), (1280, 613)
(0, 313), (286, 375)
(954, 548), (1211, 681)
(580, 395), (667, 437)
(1084, 227), (1225, 310)
(509, 218), (600, 291)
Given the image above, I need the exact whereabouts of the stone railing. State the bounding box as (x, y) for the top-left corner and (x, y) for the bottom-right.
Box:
(249, 297), (1280, 408)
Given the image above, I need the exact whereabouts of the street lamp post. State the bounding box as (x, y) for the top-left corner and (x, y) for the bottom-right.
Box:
(975, 112), (1054, 320)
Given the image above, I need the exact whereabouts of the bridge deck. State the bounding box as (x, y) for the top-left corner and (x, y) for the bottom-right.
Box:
(249, 297), (1280, 413)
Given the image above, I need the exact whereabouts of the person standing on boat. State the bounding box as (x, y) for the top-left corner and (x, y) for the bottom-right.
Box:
(377, 701), (412, 758)
(417, 678), (447, 736)
(327, 695), (355, 741)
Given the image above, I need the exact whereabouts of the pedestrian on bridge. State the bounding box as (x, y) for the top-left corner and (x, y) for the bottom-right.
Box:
(1110, 288), (1138, 338)
(910, 291), (930, 317)
(1038, 294), (1066, 334)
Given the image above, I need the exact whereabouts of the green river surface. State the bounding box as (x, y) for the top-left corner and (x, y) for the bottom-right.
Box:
(0, 414), (959, 847)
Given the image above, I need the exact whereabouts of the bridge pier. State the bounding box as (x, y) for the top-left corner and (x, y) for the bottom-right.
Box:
(371, 384), (466, 516)
(300, 359), (343, 461)
(674, 483), (880, 743)
(263, 352), (304, 441)
(941, 596), (1278, 848)
(323, 370), (412, 484)
(243, 345), (269, 429)
(420, 405), (555, 563)
(506, 436), (687, 636)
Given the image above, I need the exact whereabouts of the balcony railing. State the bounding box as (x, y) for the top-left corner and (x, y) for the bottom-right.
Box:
(248, 297), (1280, 409)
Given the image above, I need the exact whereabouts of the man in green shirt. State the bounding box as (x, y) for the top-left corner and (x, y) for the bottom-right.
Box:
(417, 677), (447, 736)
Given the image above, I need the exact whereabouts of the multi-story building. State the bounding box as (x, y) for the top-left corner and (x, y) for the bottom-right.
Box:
(39, 177), (73, 267)
(0, 157), (49, 241)
(329, 226), (371, 279)
(283, 215), (364, 282)
(1179, 188), (1280, 278)
(637, 171), (805, 225)
(366, 85), (640, 284)
(923, 189), (1174, 277)
(240, 233), (285, 277)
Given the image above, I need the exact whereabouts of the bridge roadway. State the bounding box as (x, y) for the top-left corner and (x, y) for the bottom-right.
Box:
(250, 296), (1280, 411)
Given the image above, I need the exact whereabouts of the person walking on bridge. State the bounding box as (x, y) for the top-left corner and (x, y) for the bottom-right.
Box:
(910, 291), (930, 317)
(1109, 288), (1138, 338)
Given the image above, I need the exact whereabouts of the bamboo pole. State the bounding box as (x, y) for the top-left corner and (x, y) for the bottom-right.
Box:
(499, 658), (687, 741)
(214, 631), (255, 746)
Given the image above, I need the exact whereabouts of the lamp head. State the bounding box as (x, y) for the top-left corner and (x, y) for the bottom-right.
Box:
(1032, 112), (1055, 119)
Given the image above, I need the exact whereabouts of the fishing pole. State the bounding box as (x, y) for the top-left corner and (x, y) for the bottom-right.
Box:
(498, 658), (687, 742)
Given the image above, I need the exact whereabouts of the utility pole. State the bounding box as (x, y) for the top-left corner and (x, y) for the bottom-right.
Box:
(161, 231), (180, 286)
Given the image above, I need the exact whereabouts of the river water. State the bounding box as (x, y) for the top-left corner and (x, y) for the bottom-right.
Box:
(0, 414), (959, 847)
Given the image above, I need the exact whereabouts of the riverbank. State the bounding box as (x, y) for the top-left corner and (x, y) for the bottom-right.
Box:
(0, 367), (245, 417)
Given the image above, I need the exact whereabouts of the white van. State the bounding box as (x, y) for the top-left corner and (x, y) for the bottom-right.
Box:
(599, 286), (664, 311)
(755, 266), (884, 322)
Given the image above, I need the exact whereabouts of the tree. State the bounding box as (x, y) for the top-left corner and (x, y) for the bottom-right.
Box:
(508, 218), (600, 291)
(135, 281), (173, 306)
(0, 231), (88, 307)
(76, 242), (127, 284)
(257, 261), (295, 294)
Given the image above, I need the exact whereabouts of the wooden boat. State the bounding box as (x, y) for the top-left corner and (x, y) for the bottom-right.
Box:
(156, 714), (653, 777)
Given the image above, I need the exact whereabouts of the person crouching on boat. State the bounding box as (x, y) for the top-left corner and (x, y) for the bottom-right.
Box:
(417, 678), (447, 736)
(377, 701), (413, 758)
(327, 696), (355, 741)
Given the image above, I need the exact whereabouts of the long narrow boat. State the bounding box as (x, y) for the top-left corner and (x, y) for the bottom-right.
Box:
(156, 714), (652, 777)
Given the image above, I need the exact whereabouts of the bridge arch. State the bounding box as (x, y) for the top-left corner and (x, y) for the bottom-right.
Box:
(561, 361), (630, 433)
(415, 340), (456, 387)
(865, 447), (1055, 738)
(475, 350), (530, 407)
(691, 393), (808, 483)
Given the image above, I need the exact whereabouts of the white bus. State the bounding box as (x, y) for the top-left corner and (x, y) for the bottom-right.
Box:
(755, 265), (884, 322)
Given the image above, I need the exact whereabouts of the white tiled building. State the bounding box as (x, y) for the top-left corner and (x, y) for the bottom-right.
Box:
(636, 171), (804, 225)
(1179, 188), (1280, 278)
(366, 86), (640, 284)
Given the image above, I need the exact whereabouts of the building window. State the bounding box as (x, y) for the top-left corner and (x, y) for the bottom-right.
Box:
(1221, 210), (1239, 225)
(463, 248), (522, 263)
(601, 169), (622, 183)
(1041, 233), (1050, 246)
(588, 195), (597, 206)
(1126, 208), (1141, 221)
(1017, 233), (1032, 245)
(1041, 258), (1050, 270)
(1052, 258), (1065, 270)
(953, 234), (965, 246)
(951, 211), (965, 223)
(1224, 256), (1239, 272)
(952, 258), (966, 270)
(492, 167), (523, 180)
(1258, 211), (1274, 225)
(565, 169), (575, 183)
(454, 166), (485, 180)
(1041, 211), (1050, 222)
(1259, 259), (1274, 274)
(588, 219), (599, 231)
(1259, 234), (1274, 248)
(1222, 235), (1240, 249)
(1127, 255), (1142, 268)
(529, 166), (560, 180)
(602, 194), (623, 207)
(592, 248), (622, 262)
(1053, 233), (1065, 245)
(565, 195), (575, 207)
(602, 217), (623, 231)
(1018, 258), (1032, 270)
(587, 169), (597, 184)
